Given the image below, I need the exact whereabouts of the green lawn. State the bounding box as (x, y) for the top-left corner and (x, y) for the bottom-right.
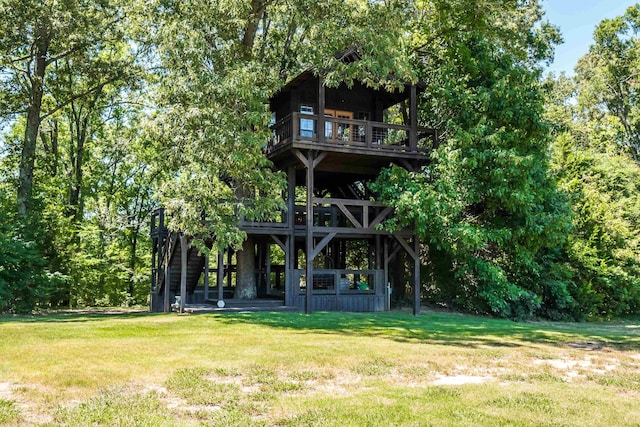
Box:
(0, 310), (639, 426)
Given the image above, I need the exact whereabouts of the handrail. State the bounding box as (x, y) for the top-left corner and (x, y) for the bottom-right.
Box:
(267, 112), (437, 153)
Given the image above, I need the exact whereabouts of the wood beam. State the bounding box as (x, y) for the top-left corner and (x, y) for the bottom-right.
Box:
(305, 149), (314, 314)
(293, 149), (309, 168)
(217, 250), (224, 302)
(409, 84), (417, 152)
(318, 76), (325, 145)
(387, 240), (402, 263)
(285, 235), (293, 306)
(393, 233), (418, 261)
(312, 151), (327, 169)
(311, 232), (337, 260)
(336, 201), (362, 228)
(369, 207), (393, 228)
(204, 254), (209, 301)
(270, 234), (287, 252)
(312, 197), (386, 207)
(287, 165), (296, 229)
(266, 243), (271, 294)
(398, 159), (416, 172)
(163, 243), (170, 313)
(413, 236), (421, 316)
(179, 234), (188, 313)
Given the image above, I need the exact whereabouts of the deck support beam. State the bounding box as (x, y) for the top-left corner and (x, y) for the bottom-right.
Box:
(286, 166), (296, 306)
(305, 150), (315, 313)
(179, 234), (188, 313)
(204, 254), (209, 301)
(391, 234), (421, 315)
(163, 244), (170, 313)
(217, 250), (224, 302)
(413, 236), (420, 316)
(311, 232), (337, 260)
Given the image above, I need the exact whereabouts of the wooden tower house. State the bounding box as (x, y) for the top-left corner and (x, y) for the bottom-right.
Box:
(150, 54), (438, 314)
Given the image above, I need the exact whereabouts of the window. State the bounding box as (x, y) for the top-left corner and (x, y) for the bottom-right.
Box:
(300, 105), (314, 138)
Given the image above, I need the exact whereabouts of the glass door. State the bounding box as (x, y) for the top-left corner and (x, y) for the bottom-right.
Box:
(324, 109), (353, 142)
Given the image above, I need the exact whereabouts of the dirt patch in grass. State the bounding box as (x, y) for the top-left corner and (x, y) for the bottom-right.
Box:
(0, 383), (12, 400)
(431, 375), (494, 385)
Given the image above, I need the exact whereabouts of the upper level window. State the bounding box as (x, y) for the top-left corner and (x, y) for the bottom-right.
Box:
(300, 105), (314, 138)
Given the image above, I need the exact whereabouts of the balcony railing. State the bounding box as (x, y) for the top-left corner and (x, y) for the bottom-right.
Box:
(266, 113), (437, 154)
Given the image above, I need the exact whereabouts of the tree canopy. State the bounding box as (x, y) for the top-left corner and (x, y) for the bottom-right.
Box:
(0, 0), (639, 319)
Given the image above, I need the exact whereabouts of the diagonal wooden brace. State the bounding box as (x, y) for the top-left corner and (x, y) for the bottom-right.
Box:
(310, 232), (336, 260)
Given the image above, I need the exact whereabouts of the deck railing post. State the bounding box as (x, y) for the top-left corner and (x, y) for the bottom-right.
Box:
(318, 76), (325, 144)
(292, 112), (299, 140)
(409, 85), (418, 151)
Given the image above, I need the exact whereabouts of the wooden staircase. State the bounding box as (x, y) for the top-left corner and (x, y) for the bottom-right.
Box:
(150, 210), (206, 312)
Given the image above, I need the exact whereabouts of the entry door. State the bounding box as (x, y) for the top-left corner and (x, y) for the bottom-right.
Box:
(324, 109), (353, 142)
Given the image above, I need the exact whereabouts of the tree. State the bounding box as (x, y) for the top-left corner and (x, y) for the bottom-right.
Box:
(545, 70), (640, 319)
(372, 0), (571, 319)
(144, 0), (417, 298)
(0, 0), (135, 217)
(574, 4), (640, 162)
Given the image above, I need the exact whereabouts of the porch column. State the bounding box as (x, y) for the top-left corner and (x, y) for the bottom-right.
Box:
(286, 165), (295, 306)
(163, 243), (170, 313)
(179, 234), (188, 313)
(305, 151), (315, 313)
(217, 250), (224, 302)
(204, 253), (209, 301)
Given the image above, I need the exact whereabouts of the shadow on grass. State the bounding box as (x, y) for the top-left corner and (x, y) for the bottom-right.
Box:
(208, 310), (640, 351)
(1, 309), (638, 351)
(0, 309), (157, 324)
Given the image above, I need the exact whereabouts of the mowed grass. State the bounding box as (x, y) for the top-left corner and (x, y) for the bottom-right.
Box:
(0, 310), (639, 426)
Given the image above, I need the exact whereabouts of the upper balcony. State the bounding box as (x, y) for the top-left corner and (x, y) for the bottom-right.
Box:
(265, 112), (437, 161)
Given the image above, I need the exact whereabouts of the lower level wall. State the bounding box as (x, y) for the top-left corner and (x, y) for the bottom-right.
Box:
(291, 294), (387, 312)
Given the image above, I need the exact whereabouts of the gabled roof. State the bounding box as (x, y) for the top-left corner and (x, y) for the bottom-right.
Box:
(270, 47), (420, 110)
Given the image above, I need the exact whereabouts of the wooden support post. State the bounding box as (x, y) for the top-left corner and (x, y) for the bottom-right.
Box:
(383, 238), (390, 311)
(413, 236), (420, 316)
(409, 84), (418, 152)
(217, 250), (224, 302)
(226, 250), (232, 287)
(163, 246), (170, 313)
(179, 234), (188, 313)
(204, 253), (209, 301)
(257, 242), (263, 294)
(287, 165), (295, 306)
(305, 151), (314, 313)
(266, 243), (271, 295)
(318, 76), (325, 145)
(286, 235), (294, 306)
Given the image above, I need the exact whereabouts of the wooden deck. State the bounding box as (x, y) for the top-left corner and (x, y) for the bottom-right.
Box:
(265, 113), (437, 162)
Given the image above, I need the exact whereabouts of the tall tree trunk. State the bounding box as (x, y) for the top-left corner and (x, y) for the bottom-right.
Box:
(235, 235), (257, 298)
(242, 0), (267, 54)
(69, 113), (89, 221)
(18, 26), (51, 217)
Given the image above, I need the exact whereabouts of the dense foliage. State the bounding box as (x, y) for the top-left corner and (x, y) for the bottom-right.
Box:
(0, 0), (639, 318)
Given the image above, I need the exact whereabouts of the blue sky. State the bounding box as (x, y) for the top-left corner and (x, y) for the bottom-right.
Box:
(542, 0), (639, 75)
